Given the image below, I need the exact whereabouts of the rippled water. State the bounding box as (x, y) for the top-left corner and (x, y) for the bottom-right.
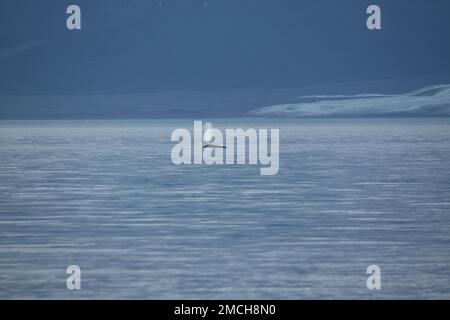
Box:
(1, 119), (450, 299)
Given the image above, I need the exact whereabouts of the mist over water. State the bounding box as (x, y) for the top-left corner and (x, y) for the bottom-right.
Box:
(1, 119), (450, 299)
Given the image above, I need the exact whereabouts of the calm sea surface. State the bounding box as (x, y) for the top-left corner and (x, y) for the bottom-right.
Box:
(1, 119), (450, 299)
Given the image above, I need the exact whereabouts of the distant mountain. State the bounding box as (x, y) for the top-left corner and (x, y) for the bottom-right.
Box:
(2, 0), (450, 95)
(2, 81), (450, 119)
(249, 84), (450, 117)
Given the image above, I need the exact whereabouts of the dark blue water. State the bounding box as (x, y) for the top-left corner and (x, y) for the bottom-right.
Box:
(1, 119), (450, 299)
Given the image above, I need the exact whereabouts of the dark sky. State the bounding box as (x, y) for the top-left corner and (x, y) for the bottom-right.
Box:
(1, 0), (450, 95)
